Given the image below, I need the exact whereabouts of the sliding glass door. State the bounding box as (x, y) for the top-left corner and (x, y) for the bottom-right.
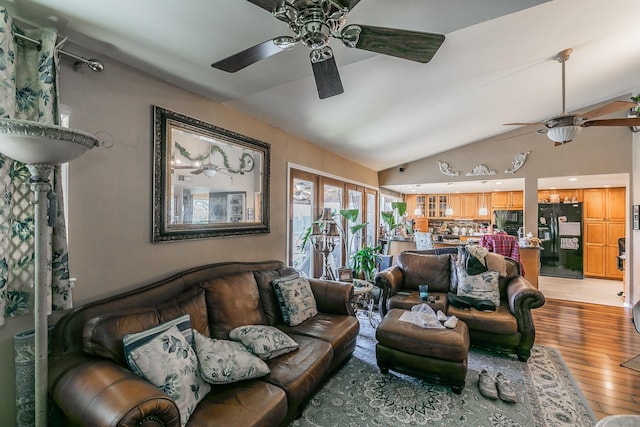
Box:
(290, 171), (315, 277)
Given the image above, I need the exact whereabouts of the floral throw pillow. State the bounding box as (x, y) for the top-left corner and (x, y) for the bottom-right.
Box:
(228, 325), (299, 360)
(414, 231), (435, 250)
(128, 325), (210, 427)
(273, 276), (317, 326)
(456, 265), (501, 307)
(193, 330), (270, 384)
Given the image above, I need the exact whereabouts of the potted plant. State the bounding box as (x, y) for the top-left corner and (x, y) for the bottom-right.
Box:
(351, 245), (382, 281)
(381, 201), (407, 238)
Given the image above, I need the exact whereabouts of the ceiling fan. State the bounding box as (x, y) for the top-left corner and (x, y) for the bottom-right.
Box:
(172, 156), (232, 178)
(211, 0), (445, 99)
(505, 48), (640, 146)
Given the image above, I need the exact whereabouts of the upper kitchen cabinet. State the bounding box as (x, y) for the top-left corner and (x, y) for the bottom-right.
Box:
(538, 189), (583, 203)
(458, 193), (478, 219)
(491, 191), (523, 210)
(427, 194), (450, 218)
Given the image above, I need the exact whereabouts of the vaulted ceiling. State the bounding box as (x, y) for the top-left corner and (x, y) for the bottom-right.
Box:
(5, 0), (640, 171)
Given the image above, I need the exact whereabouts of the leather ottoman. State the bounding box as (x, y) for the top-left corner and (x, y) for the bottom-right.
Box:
(375, 308), (469, 393)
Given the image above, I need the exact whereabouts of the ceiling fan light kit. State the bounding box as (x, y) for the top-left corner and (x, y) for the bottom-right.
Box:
(504, 48), (640, 145)
(212, 0), (445, 98)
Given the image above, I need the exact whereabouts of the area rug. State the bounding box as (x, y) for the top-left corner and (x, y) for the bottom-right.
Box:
(292, 313), (596, 427)
(621, 355), (640, 372)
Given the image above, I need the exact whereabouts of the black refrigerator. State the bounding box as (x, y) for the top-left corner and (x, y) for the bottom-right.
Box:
(538, 202), (583, 278)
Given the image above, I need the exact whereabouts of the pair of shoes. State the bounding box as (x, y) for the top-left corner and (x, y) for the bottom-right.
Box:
(478, 370), (517, 403)
(495, 372), (517, 403)
(447, 292), (496, 312)
(478, 369), (498, 399)
(444, 315), (457, 329)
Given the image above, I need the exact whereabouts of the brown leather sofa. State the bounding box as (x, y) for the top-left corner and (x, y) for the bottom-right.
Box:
(48, 260), (359, 427)
(374, 248), (545, 362)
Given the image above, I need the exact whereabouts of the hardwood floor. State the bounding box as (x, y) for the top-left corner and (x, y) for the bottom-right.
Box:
(533, 298), (640, 420)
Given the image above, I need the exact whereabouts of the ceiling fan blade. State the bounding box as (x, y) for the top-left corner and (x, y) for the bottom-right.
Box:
(581, 117), (640, 127)
(332, 0), (362, 10)
(504, 122), (545, 126)
(311, 51), (344, 99)
(578, 101), (637, 120)
(212, 38), (291, 72)
(191, 169), (204, 175)
(246, 0), (281, 12)
(342, 24), (445, 63)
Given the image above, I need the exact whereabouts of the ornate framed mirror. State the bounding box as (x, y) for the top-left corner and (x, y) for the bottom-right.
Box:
(152, 106), (270, 242)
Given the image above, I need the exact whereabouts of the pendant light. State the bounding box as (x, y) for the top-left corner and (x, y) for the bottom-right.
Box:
(445, 186), (453, 216)
(478, 181), (488, 216)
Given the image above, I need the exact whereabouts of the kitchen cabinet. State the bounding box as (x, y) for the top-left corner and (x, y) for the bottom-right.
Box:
(427, 194), (450, 218)
(448, 194), (461, 218)
(460, 194), (478, 219)
(490, 191), (523, 210)
(583, 187), (625, 279)
(405, 194), (427, 231)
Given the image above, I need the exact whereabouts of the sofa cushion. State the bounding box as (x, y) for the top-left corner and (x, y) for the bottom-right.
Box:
(193, 330), (270, 384)
(157, 287), (210, 337)
(83, 307), (160, 366)
(254, 267), (299, 325)
(456, 266), (501, 307)
(229, 325), (299, 360)
(448, 303), (519, 334)
(397, 252), (451, 292)
(127, 324), (210, 427)
(82, 288), (210, 366)
(273, 276), (317, 326)
(201, 272), (267, 339)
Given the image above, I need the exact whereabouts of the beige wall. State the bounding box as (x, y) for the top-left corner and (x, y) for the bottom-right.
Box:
(0, 49), (378, 424)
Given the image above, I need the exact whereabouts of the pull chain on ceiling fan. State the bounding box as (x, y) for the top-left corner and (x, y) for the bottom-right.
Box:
(504, 48), (640, 146)
(211, 0), (445, 99)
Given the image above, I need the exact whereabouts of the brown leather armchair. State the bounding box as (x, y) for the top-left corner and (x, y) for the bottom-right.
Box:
(374, 248), (545, 362)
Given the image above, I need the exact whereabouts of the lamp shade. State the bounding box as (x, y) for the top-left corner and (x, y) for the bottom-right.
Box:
(202, 168), (218, 177)
(311, 223), (323, 236)
(319, 207), (333, 221)
(547, 125), (581, 143)
(478, 206), (488, 216)
(413, 208), (421, 216)
(327, 223), (340, 236)
(445, 206), (454, 216)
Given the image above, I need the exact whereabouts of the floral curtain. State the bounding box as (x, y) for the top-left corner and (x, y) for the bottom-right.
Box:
(0, 8), (72, 326)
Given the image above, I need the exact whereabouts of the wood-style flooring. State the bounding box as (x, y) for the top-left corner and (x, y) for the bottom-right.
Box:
(533, 298), (640, 420)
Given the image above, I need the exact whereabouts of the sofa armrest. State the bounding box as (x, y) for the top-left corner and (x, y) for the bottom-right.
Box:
(49, 352), (180, 427)
(373, 266), (404, 317)
(505, 276), (546, 359)
(308, 278), (355, 316)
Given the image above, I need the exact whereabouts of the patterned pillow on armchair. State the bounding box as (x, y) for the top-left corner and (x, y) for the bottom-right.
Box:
(414, 231), (434, 250)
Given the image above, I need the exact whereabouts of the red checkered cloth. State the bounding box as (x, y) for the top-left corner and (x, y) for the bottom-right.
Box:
(479, 231), (525, 276)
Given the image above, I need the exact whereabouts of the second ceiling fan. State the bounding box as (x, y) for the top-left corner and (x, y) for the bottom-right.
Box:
(211, 0), (445, 99)
(505, 48), (640, 146)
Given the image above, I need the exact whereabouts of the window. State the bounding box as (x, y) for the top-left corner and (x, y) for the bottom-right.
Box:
(289, 168), (377, 279)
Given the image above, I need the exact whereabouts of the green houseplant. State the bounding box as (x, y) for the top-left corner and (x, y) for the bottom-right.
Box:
(351, 245), (382, 281)
(381, 201), (407, 238)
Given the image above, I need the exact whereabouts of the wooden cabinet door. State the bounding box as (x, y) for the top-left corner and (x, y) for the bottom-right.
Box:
(405, 194), (417, 218)
(607, 188), (626, 221)
(491, 192), (509, 209)
(605, 245), (624, 279)
(584, 244), (606, 277)
(427, 195), (437, 218)
(460, 193), (477, 219)
(584, 221), (605, 244)
(583, 189), (606, 220)
(510, 191), (523, 209)
(448, 194), (461, 218)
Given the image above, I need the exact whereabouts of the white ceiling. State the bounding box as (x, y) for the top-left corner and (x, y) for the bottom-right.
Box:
(4, 0), (640, 172)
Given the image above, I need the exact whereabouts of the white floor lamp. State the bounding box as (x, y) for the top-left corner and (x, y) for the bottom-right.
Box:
(0, 119), (98, 427)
